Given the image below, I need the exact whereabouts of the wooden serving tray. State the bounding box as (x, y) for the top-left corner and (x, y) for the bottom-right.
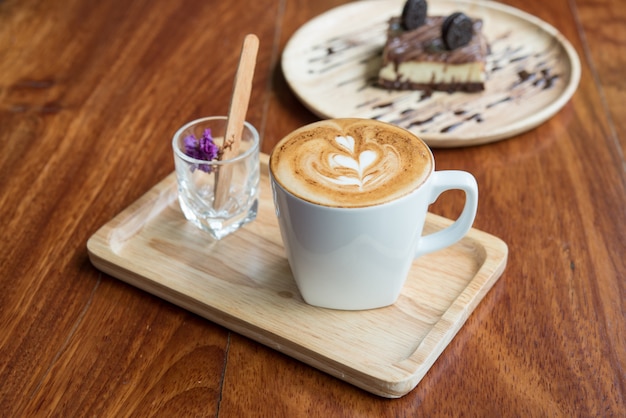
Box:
(87, 154), (508, 398)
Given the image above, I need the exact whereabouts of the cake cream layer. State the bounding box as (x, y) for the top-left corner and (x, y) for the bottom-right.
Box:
(378, 16), (489, 92)
(378, 61), (485, 92)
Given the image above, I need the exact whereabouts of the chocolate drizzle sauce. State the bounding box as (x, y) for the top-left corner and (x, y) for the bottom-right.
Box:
(441, 113), (483, 133)
(487, 97), (513, 108)
(407, 112), (441, 127)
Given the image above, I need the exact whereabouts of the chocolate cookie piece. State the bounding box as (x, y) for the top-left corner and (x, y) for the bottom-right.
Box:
(442, 12), (473, 50)
(401, 0), (428, 30)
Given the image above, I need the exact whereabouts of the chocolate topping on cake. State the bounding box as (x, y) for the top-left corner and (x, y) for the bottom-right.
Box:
(384, 17), (487, 65)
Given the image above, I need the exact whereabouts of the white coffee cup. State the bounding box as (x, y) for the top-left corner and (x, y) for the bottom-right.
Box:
(269, 119), (478, 310)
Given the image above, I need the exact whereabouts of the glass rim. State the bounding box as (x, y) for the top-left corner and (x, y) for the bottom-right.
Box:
(172, 116), (260, 165)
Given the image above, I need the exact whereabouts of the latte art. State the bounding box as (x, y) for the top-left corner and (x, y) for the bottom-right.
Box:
(313, 135), (399, 190)
(270, 119), (433, 208)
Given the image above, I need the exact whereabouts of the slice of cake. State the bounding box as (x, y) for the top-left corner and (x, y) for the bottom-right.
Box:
(378, 0), (489, 93)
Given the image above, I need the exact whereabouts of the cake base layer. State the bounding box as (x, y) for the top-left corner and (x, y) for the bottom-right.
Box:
(378, 77), (485, 93)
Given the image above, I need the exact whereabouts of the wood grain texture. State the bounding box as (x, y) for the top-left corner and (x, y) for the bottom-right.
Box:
(1, 0), (624, 416)
(574, 0), (626, 155)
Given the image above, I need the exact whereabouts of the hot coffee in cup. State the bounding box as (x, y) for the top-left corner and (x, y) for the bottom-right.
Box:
(270, 118), (478, 310)
(270, 119), (432, 208)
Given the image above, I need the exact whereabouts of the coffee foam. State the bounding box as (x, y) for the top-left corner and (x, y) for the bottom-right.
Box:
(270, 119), (433, 208)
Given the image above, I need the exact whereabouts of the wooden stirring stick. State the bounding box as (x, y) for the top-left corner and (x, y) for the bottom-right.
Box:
(214, 34), (259, 210)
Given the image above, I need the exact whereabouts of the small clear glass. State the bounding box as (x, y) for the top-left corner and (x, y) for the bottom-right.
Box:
(172, 116), (260, 240)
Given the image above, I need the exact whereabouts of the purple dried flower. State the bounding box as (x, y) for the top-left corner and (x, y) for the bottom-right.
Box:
(199, 129), (219, 160)
(183, 128), (219, 173)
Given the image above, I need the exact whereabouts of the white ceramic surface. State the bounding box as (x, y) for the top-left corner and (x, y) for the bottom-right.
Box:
(269, 142), (478, 310)
(282, 0), (581, 147)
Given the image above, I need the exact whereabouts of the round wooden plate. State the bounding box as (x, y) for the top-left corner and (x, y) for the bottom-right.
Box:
(282, 0), (581, 147)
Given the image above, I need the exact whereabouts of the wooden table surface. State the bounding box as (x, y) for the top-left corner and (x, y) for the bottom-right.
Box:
(1, 0), (624, 416)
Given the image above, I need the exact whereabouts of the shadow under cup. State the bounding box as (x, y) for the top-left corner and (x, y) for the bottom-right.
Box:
(269, 119), (478, 310)
(172, 116), (260, 240)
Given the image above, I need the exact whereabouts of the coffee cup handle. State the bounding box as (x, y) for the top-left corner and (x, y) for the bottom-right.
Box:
(414, 171), (478, 258)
